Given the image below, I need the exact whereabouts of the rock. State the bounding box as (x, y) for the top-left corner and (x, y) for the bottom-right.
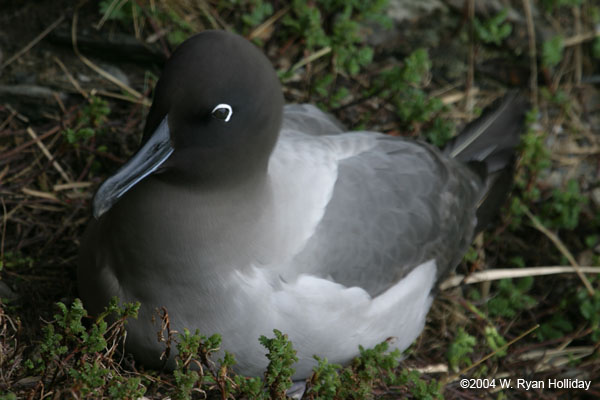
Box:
(0, 280), (17, 301)
(0, 83), (65, 100)
(366, 0), (447, 47)
(98, 63), (131, 88)
(592, 187), (600, 208)
(0, 84), (68, 120)
(387, 0), (445, 23)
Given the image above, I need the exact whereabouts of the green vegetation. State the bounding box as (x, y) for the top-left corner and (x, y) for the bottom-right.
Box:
(0, 251), (34, 271)
(537, 280), (600, 342)
(240, 0), (273, 32)
(98, 0), (141, 24)
(2, 0), (599, 398)
(484, 326), (507, 357)
(9, 298), (441, 399)
(542, 35), (564, 68)
(447, 327), (476, 372)
(22, 298), (145, 398)
(578, 286), (600, 341)
(281, 0), (389, 76)
(62, 95), (110, 144)
(538, 310), (574, 341)
(307, 342), (443, 399)
(487, 277), (537, 318)
(259, 330), (298, 398)
(368, 48), (454, 146)
(508, 108), (548, 228)
(277, 0), (391, 110)
(473, 8), (513, 45)
(542, 179), (588, 230)
(594, 37), (600, 59)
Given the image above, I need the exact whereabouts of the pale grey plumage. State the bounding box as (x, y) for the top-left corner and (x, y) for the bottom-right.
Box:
(277, 112), (482, 296)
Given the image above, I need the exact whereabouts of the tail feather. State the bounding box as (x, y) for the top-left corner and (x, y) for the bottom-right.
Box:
(444, 91), (529, 231)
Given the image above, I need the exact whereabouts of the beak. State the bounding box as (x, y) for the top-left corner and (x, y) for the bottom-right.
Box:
(93, 116), (173, 219)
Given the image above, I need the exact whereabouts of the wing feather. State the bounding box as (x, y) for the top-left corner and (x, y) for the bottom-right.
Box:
(272, 106), (483, 296)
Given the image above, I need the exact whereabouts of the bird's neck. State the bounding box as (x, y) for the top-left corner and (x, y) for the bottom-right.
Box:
(102, 173), (276, 279)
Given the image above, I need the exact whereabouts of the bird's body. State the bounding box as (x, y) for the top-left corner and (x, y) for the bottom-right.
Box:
(78, 30), (527, 378)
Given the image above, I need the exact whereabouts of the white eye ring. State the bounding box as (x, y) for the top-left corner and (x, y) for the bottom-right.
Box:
(211, 103), (233, 122)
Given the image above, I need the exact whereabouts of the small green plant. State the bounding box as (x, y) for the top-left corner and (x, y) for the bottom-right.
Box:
(310, 73), (353, 108)
(462, 245), (480, 264)
(369, 48), (454, 146)
(585, 235), (599, 249)
(538, 312), (574, 341)
(276, 0), (391, 108)
(171, 329), (236, 399)
(538, 278), (599, 342)
(24, 298), (144, 398)
(0, 251), (34, 271)
(235, 376), (267, 398)
(98, 0), (140, 23)
(447, 327), (476, 372)
(168, 328), (301, 399)
(68, 361), (110, 396)
(305, 340), (442, 399)
(542, 35), (564, 68)
(395, 369), (443, 400)
(541, 179), (588, 230)
(173, 328), (202, 400)
(259, 329), (298, 398)
(509, 108), (548, 228)
(162, 9), (195, 45)
(487, 277), (537, 318)
(282, 0), (389, 76)
(517, 109), (549, 191)
(577, 286), (600, 341)
(339, 342), (401, 397)
(26, 322), (68, 373)
(593, 37), (600, 59)
(240, 0), (273, 32)
(473, 8), (513, 45)
(484, 326), (507, 357)
(282, 0), (328, 49)
(277, 0), (391, 108)
(307, 356), (343, 399)
(62, 95), (111, 144)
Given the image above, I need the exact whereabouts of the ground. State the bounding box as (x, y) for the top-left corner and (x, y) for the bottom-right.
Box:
(0, 0), (599, 399)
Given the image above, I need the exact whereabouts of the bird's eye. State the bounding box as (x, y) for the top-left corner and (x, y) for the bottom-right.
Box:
(211, 104), (232, 122)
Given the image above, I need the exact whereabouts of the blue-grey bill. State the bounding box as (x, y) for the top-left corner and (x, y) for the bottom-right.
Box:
(93, 117), (173, 219)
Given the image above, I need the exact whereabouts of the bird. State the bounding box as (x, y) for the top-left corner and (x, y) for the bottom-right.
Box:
(78, 29), (528, 379)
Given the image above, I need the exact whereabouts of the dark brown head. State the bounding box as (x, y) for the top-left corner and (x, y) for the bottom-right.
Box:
(93, 30), (284, 218)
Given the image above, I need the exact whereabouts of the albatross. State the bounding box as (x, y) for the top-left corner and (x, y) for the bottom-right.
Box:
(78, 30), (527, 378)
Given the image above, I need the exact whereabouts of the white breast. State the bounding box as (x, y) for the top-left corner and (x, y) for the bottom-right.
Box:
(229, 259), (437, 378)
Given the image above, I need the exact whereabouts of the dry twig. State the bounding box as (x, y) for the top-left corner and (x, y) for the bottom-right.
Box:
(71, 12), (150, 106)
(522, 0), (538, 108)
(440, 266), (600, 290)
(522, 206), (595, 296)
(26, 127), (72, 183)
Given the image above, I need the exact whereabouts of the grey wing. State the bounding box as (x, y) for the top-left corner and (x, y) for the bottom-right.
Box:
(289, 135), (483, 297)
(283, 104), (346, 135)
